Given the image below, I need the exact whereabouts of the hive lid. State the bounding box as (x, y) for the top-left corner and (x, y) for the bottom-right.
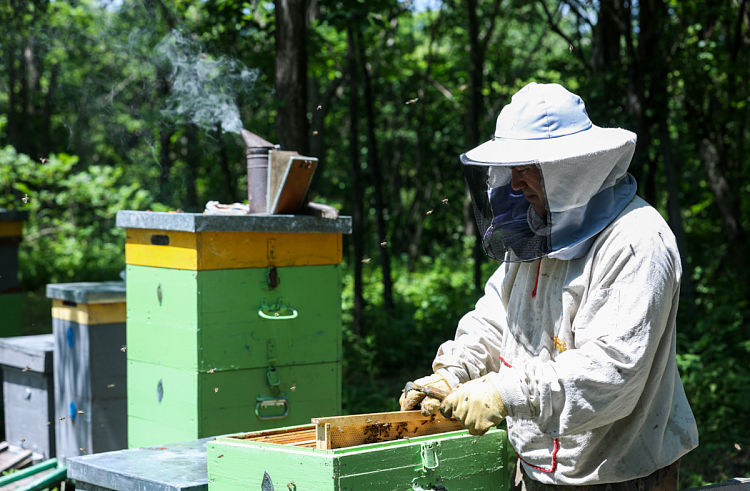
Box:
(0, 334), (54, 373)
(0, 209), (29, 222)
(68, 437), (212, 491)
(116, 211), (352, 234)
(46, 281), (126, 304)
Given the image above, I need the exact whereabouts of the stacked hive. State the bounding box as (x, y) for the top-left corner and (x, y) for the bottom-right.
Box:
(117, 211), (351, 448)
(47, 282), (128, 461)
(0, 209), (28, 337)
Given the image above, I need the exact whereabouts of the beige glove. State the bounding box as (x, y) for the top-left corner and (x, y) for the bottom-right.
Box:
(399, 373), (452, 415)
(439, 374), (507, 435)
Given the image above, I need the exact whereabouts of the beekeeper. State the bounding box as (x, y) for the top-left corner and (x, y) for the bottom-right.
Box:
(400, 83), (699, 491)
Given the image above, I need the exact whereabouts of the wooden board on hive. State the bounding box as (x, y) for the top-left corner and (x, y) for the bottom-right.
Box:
(311, 410), (463, 450)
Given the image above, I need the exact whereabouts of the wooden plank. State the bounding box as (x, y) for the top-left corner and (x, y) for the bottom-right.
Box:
(125, 265), (199, 329)
(51, 300), (126, 325)
(198, 231), (342, 270)
(126, 228), (343, 270)
(0, 221), (23, 238)
(125, 229), (198, 269)
(312, 410), (463, 449)
(0, 446), (33, 473)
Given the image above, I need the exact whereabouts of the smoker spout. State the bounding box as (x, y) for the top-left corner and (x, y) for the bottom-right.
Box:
(241, 129), (274, 214)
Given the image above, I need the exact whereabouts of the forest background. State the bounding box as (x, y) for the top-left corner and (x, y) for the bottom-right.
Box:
(1, 0), (748, 486)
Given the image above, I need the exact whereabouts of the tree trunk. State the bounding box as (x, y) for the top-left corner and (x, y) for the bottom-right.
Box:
(274, 0), (309, 154)
(358, 34), (394, 313)
(467, 0), (484, 290)
(347, 25), (365, 336)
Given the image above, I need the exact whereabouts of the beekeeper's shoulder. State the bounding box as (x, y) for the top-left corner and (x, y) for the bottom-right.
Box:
(596, 195), (680, 262)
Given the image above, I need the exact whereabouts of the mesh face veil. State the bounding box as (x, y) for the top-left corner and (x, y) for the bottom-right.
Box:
(463, 161), (552, 262)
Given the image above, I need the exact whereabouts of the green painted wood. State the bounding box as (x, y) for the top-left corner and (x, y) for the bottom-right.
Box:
(207, 439), (336, 491)
(126, 265), (341, 371)
(200, 362), (340, 435)
(127, 319), (199, 370)
(0, 458), (57, 487)
(127, 416), (199, 449)
(126, 265), (198, 329)
(0, 292), (23, 337)
(128, 361), (340, 447)
(208, 428), (510, 491)
(127, 360), (199, 447)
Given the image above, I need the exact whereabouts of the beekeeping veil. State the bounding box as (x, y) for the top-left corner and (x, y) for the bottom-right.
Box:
(462, 82), (638, 262)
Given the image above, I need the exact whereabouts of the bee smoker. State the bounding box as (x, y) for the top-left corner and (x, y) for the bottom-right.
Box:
(241, 129), (275, 214)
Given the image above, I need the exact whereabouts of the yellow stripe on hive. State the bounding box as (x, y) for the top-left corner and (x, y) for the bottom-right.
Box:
(125, 229), (199, 269)
(52, 299), (127, 324)
(0, 221), (23, 237)
(124, 228), (342, 270)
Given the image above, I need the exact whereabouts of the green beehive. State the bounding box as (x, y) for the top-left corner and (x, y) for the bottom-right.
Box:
(0, 209), (28, 337)
(207, 415), (511, 491)
(117, 211), (351, 448)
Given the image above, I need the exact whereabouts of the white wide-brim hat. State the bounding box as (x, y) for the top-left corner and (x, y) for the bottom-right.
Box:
(464, 82), (636, 165)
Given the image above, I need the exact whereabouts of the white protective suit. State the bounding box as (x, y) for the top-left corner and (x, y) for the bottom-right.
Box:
(433, 195), (700, 485)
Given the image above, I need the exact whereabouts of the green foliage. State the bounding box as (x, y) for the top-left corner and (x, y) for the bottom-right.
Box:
(0, 144), (151, 289)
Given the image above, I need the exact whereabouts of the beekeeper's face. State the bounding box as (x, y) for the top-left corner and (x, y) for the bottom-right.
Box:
(511, 165), (546, 215)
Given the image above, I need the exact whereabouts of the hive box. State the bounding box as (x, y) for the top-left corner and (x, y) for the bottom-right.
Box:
(117, 211), (352, 448)
(0, 208), (28, 337)
(208, 423), (511, 491)
(47, 281), (127, 461)
(0, 334), (56, 460)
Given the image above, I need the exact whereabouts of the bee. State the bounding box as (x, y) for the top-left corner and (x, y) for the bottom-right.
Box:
(59, 417), (65, 420)
(200, 53), (207, 58)
(366, 419), (372, 423)
(569, 44), (574, 53)
(120, 346), (126, 352)
(426, 209), (433, 215)
(39, 158), (48, 164)
(208, 368), (216, 374)
(22, 366), (31, 372)
(108, 384), (116, 388)
(405, 98), (419, 105)
(20, 439), (25, 442)
(441, 198), (448, 205)
(313, 131), (319, 135)
(338, 427), (344, 433)
(361, 258), (371, 264)
(736, 443), (742, 451)
(78, 410), (84, 414)
(80, 447), (86, 451)
(316, 105), (322, 110)
(380, 241), (387, 247)
(22, 194), (29, 204)
(289, 383), (297, 391)
(214, 387), (219, 393)
(47, 421), (51, 426)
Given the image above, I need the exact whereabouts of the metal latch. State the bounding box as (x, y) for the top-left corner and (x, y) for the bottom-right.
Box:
(421, 442), (440, 470)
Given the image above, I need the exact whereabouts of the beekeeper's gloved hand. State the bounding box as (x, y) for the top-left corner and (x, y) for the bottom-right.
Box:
(439, 374), (507, 436)
(399, 373), (451, 416)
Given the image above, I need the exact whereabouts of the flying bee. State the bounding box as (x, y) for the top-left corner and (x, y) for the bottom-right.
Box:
(313, 131), (319, 135)
(39, 158), (48, 164)
(108, 384), (115, 388)
(22, 194), (29, 204)
(59, 417), (65, 421)
(200, 53), (207, 58)
(217, 455), (224, 458)
(80, 447), (86, 451)
(289, 383), (297, 391)
(361, 258), (371, 264)
(426, 209), (433, 215)
(316, 105), (322, 110)
(120, 346), (126, 352)
(20, 439), (25, 442)
(405, 98), (419, 105)
(569, 44), (574, 53)
(215, 387), (219, 393)
(442, 198), (448, 205)
(78, 410), (84, 414)
(23, 366), (31, 372)
(208, 368), (216, 374)
(380, 241), (387, 247)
